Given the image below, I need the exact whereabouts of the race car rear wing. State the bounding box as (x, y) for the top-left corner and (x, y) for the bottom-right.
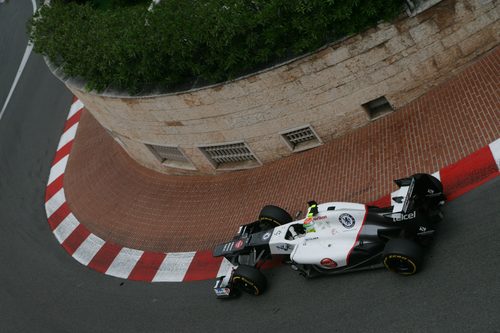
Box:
(391, 177), (415, 215)
(387, 173), (445, 221)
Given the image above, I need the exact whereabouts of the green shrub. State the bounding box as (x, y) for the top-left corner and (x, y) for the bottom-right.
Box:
(60, 0), (150, 9)
(29, 0), (405, 94)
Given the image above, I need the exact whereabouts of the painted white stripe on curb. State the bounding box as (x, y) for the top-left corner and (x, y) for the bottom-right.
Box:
(53, 213), (80, 243)
(45, 188), (66, 218)
(152, 252), (196, 282)
(216, 258), (235, 278)
(489, 138), (500, 170)
(48, 155), (69, 185)
(57, 123), (79, 150)
(68, 100), (84, 119)
(72, 234), (106, 266)
(105, 248), (144, 279)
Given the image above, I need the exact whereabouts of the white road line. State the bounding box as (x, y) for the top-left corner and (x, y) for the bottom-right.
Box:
(0, 43), (34, 121)
(152, 252), (196, 282)
(0, 0), (38, 121)
(105, 248), (144, 279)
(72, 234), (105, 266)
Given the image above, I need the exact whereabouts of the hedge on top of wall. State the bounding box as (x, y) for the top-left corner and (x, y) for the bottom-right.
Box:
(28, 0), (405, 94)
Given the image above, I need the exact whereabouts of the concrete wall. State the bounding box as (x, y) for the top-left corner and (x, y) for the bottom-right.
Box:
(69, 0), (499, 175)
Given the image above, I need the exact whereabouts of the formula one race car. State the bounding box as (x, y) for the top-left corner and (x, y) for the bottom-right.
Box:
(212, 173), (445, 298)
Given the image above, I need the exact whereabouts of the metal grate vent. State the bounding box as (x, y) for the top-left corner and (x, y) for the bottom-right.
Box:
(147, 144), (189, 163)
(281, 125), (322, 152)
(199, 142), (257, 166)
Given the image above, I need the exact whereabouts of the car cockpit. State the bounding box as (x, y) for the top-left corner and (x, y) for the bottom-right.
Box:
(285, 223), (306, 240)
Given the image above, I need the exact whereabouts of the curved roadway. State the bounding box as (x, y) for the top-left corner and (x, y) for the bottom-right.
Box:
(1, 1), (499, 332)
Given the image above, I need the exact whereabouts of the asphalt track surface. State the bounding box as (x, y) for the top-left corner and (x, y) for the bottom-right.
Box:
(1, 2), (500, 332)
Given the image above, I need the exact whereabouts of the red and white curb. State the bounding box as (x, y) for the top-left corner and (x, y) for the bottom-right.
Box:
(45, 99), (500, 282)
(45, 99), (230, 282)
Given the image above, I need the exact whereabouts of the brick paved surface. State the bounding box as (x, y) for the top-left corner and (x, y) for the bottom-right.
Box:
(64, 47), (499, 253)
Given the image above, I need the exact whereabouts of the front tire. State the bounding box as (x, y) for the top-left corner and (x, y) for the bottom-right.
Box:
(259, 205), (292, 228)
(383, 239), (423, 275)
(232, 265), (267, 296)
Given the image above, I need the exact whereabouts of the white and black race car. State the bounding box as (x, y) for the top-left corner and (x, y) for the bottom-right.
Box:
(212, 173), (445, 298)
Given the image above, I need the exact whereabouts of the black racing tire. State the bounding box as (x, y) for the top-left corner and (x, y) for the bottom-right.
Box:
(259, 205), (293, 227)
(232, 265), (267, 296)
(383, 239), (423, 276)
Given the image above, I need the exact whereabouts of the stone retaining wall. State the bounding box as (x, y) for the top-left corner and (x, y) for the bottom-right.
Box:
(68, 0), (499, 175)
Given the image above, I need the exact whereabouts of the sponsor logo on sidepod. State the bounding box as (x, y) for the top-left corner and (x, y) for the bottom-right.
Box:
(339, 213), (356, 229)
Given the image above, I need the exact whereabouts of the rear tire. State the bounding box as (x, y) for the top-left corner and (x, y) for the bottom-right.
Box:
(259, 205), (292, 227)
(383, 239), (423, 275)
(232, 265), (267, 296)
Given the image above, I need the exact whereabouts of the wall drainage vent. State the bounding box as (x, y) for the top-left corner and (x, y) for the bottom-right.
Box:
(280, 125), (322, 152)
(147, 144), (195, 169)
(199, 142), (261, 170)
